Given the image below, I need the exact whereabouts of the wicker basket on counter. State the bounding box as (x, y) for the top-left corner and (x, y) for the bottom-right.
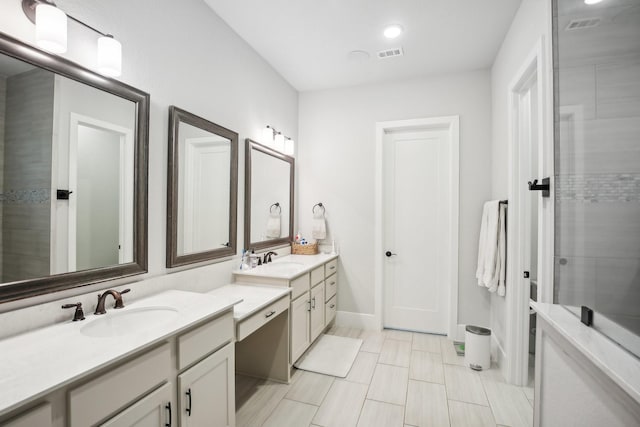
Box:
(291, 241), (318, 255)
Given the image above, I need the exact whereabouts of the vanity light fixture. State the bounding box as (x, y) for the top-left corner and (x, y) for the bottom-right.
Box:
(383, 24), (403, 39)
(22, 0), (123, 77)
(584, 0), (603, 4)
(262, 125), (294, 155)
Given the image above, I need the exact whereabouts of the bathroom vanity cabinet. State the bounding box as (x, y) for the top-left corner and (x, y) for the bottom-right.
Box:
(0, 291), (238, 427)
(233, 254), (338, 364)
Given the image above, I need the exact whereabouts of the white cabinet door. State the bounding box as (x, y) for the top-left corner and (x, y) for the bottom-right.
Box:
(178, 342), (235, 427)
(291, 292), (311, 363)
(101, 383), (173, 427)
(310, 282), (325, 341)
(3, 403), (51, 427)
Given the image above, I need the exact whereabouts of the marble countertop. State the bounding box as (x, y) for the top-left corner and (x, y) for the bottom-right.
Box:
(208, 284), (291, 321)
(232, 253), (338, 280)
(0, 290), (241, 418)
(532, 302), (640, 404)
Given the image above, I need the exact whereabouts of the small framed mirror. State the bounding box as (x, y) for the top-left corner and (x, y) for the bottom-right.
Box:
(166, 106), (238, 267)
(245, 139), (294, 251)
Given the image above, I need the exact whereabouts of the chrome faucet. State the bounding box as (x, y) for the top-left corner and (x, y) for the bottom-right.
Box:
(263, 251), (278, 264)
(94, 288), (130, 315)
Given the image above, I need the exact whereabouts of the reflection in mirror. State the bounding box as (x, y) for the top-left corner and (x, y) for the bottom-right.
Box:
(167, 106), (238, 267)
(245, 139), (294, 251)
(0, 33), (149, 303)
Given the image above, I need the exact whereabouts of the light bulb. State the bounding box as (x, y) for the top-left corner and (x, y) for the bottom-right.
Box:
(35, 4), (67, 53)
(274, 132), (285, 152)
(584, 0), (603, 4)
(262, 126), (274, 145)
(284, 138), (294, 155)
(383, 24), (403, 39)
(97, 35), (122, 77)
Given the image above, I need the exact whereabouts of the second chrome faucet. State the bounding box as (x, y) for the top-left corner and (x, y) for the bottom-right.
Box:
(94, 288), (131, 315)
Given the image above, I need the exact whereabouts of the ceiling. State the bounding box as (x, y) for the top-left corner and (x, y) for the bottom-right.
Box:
(204, 0), (523, 92)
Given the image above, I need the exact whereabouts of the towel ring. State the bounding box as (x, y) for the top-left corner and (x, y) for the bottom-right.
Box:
(270, 202), (281, 214)
(312, 202), (325, 215)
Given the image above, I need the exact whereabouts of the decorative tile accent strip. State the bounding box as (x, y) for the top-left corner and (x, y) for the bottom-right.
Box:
(556, 174), (640, 203)
(0, 188), (50, 204)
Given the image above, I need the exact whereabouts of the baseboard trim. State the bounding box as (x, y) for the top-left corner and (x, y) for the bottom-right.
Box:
(336, 311), (378, 331)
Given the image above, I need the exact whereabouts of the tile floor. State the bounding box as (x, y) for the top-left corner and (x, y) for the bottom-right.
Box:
(236, 327), (534, 427)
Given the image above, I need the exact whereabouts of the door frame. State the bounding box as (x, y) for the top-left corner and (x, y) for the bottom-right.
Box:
(374, 116), (460, 338)
(505, 37), (554, 385)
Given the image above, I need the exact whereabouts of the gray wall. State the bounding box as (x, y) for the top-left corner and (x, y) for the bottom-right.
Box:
(2, 69), (54, 282)
(0, 75), (6, 280)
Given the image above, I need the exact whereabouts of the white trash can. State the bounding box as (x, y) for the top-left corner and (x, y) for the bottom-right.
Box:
(464, 325), (491, 371)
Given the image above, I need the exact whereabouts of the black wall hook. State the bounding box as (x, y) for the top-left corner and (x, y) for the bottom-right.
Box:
(270, 202), (281, 214)
(528, 178), (550, 197)
(312, 202), (325, 214)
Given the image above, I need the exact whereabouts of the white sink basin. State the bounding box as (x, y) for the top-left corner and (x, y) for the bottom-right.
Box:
(80, 306), (179, 338)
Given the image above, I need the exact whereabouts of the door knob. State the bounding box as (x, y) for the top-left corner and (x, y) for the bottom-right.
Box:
(385, 251), (397, 257)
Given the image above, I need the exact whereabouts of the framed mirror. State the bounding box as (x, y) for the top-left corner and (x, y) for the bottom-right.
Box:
(0, 33), (149, 303)
(166, 106), (238, 267)
(245, 139), (294, 251)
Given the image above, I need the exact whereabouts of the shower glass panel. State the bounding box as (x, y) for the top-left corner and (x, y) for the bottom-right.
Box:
(553, 0), (640, 357)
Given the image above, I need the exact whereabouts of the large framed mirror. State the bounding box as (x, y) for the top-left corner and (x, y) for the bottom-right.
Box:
(166, 106), (238, 267)
(245, 139), (294, 251)
(0, 33), (149, 303)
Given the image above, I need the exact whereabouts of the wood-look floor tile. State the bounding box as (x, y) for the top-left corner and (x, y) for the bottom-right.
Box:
(405, 380), (450, 426)
(356, 400), (404, 427)
(346, 351), (379, 384)
(236, 378), (291, 427)
(331, 326), (363, 338)
(448, 400), (495, 427)
(412, 333), (443, 353)
(367, 364), (409, 405)
(312, 379), (368, 427)
(360, 331), (386, 353)
(262, 398), (318, 427)
(379, 339), (412, 367)
(384, 329), (414, 342)
(409, 350), (444, 384)
(235, 374), (260, 408)
(482, 379), (533, 427)
(440, 338), (466, 366)
(443, 365), (488, 406)
(285, 371), (334, 405)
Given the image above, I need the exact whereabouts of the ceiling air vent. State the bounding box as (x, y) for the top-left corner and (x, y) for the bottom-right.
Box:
(377, 47), (404, 59)
(565, 18), (601, 31)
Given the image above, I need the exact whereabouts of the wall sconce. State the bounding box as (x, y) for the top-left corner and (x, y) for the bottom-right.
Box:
(262, 125), (294, 156)
(22, 0), (123, 77)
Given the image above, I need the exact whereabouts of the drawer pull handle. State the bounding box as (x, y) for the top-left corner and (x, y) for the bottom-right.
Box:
(265, 310), (276, 318)
(330, 281), (336, 286)
(312, 297), (316, 309)
(165, 402), (172, 427)
(329, 266), (336, 270)
(307, 300), (312, 312)
(186, 388), (192, 416)
(330, 304), (335, 308)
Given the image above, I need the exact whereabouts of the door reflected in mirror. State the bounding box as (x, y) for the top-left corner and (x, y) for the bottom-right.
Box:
(167, 106), (238, 267)
(245, 139), (294, 251)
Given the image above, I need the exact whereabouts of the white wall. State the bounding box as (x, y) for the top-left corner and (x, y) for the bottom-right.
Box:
(490, 0), (551, 362)
(298, 70), (492, 329)
(0, 0), (298, 334)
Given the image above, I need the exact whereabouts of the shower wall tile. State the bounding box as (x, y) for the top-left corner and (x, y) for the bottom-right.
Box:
(554, 256), (597, 307)
(558, 65), (596, 119)
(593, 257), (640, 318)
(596, 61), (640, 120)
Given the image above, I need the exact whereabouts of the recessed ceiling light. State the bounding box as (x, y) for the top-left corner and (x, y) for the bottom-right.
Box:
(383, 24), (403, 39)
(584, 0), (603, 4)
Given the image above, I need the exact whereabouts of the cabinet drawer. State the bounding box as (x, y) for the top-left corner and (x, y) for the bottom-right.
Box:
(290, 273), (310, 300)
(311, 266), (324, 286)
(69, 344), (170, 427)
(178, 310), (234, 370)
(3, 403), (51, 427)
(325, 259), (338, 277)
(325, 276), (337, 301)
(326, 296), (337, 325)
(237, 296), (289, 341)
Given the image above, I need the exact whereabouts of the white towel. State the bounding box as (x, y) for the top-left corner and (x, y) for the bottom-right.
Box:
(312, 211), (327, 240)
(476, 201), (506, 295)
(266, 212), (281, 238)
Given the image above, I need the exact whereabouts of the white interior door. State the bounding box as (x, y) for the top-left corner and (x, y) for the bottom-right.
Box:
(383, 127), (455, 334)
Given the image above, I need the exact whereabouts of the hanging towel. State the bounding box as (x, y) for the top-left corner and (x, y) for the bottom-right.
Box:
(496, 203), (506, 296)
(311, 210), (327, 240)
(266, 212), (281, 238)
(476, 200), (504, 292)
